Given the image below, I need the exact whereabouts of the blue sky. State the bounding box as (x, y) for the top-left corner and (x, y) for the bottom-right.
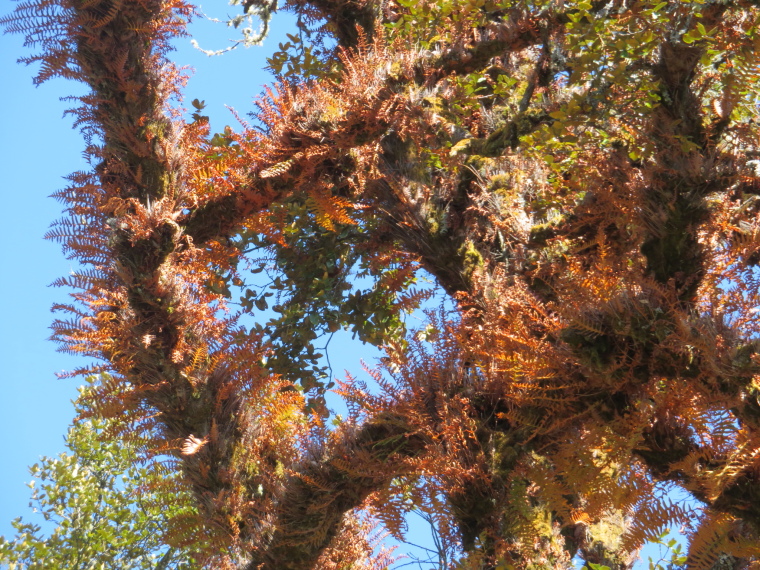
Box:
(1, 6), (88, 535)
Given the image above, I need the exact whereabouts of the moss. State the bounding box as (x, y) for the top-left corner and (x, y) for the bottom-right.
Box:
(483, 123), (517, 156)
(532, 508), (555, 538)
(560, 328), (614, 371)
(382, 133), (432, 183)
(490, 173), (526, 220)
(427, 218), (439, 235)
(140, 118), (167, 139)
(388, 60), (404, 80)
(459, 240), (484, 281)
(588, 512), (624, 548)
(491, 432), (520, 476)
(489, 173), (511, 194)
(425, 204), (446, 235)
(450, 137), (483, 157)
(421, 95), (445, 115)
(583, 510), (628, 568)
(230, 440), (259, 479)
(529, 222), (556, 246)
(465, 153), (497, 171)
(481, 110), (550, 156)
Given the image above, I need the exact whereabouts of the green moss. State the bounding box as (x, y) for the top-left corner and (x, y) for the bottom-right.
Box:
(230, 440), (259, 479)
(421, 95), (445, 115)
(450, 137), (483, 157)
(426, 213), (439, 235)
(588, 511), (624, 548)
(483, 123), (516, 156)
(489, 173), (511, 194)
(532, 508), (554, 538)
(491, 433), (519, 476)
(385, 135), (432, 183)
(422, 202), (448, 236)
(388, 60), (404, 80)
(490, 173), (526, 219)
(584, 510), (627, 568)
(465, 154), (497, 171)
(529, 222), (556, 246)
(459, 240), (484, 281)
(481, 110), (550, 156)
(560, 328), (614, 371)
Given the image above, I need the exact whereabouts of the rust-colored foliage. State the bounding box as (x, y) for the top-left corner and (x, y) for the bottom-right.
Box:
(8, 0), (760, 568)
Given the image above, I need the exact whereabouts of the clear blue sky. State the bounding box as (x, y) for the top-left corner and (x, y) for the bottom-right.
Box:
(1, 4), (88, 535)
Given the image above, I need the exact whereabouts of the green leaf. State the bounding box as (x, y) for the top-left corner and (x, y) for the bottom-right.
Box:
(682, 30), (699, 44)
(0, 376), (216, 567)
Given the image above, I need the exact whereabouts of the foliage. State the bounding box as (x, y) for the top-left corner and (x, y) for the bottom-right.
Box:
(647, 530), (689, 570)
(0, 377), (210, 569)
(6, 0), (760, 569)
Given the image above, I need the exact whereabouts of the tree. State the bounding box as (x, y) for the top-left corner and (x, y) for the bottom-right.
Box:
(0, 377), (210, 569)
(4, 0), (760, 568)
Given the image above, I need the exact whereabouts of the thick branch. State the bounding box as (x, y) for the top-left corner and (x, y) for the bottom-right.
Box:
(247, 413), (426, 570)
(640, 6), (729, 298)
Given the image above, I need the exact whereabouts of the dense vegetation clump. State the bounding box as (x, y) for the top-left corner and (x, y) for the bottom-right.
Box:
(6, 0), (760, 568)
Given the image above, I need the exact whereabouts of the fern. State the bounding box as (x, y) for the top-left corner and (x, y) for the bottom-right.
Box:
(12, 0), (760, 568)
